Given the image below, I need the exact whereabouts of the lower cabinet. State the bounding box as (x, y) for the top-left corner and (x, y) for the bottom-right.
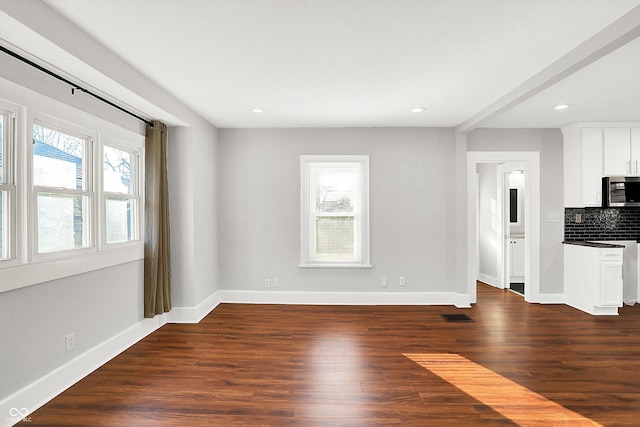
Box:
(510, 238), (525, 282)
(564, 243), (623, 315)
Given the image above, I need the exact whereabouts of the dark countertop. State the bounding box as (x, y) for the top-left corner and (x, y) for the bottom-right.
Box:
(562, 241), (626, 248)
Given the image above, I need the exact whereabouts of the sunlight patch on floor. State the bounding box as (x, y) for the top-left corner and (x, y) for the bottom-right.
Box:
(404, 353), (600, 426)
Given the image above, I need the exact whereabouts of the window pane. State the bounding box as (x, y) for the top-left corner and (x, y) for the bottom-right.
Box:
(33, 124), (85, 189)
(106, 198), (135, 244)
(0, 191), (7, 259)
(37, 193), (89, 253)
(316, 216), (354, 259)
(311, 165), (358, 214)
(104, 146), (133, 193)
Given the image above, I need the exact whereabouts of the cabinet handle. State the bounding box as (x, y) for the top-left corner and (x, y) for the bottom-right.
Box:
(635, 160), (638, 174)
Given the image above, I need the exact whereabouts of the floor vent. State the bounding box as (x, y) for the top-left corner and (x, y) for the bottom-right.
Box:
(440, 314), (474, 322)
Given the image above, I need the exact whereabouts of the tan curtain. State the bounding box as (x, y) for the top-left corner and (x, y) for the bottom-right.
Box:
(144, 121), (171, 318)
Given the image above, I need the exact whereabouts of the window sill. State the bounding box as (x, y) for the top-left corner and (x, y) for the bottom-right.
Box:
(0, 243), (144, 293)
(299, 263), (373, 269)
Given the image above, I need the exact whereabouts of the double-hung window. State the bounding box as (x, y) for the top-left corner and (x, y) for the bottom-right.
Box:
(0, 107), (15, 261)
(103, 143), (140, 244)
(300, 155), (371, 268)
(33, 121), (92, 254)
(0, 88), (144, 293)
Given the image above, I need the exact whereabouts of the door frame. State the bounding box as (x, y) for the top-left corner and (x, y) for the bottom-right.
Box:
(467, 151), (540, 304)
(497, 162), (527, 291)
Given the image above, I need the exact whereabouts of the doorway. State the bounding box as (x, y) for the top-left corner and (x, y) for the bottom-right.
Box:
(499, 164), (526, 296)
(467, 152), (540, 305)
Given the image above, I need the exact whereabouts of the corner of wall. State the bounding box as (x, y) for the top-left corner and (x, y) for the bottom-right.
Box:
(169, 290), (221, 324)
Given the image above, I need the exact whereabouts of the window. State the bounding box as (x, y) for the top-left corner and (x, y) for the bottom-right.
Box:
(300, 155), (371, 267)
(0, 89), (144, 293)
(103, 144), (139, 244)
(33, 122), (92, 253)
(0, 108), (15, 261)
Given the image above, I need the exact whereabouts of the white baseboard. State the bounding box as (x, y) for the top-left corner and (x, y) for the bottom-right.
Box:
(217, 290), (471, 307)
(453, 293), (472, 308)
(477, 273), (498, 288)
(0, 314), (168, 427)
(169, 292), (221, 324)
(538, 293), (565, 304)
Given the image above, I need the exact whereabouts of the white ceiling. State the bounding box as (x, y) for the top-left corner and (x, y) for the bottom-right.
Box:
(15, 0), (640, 128)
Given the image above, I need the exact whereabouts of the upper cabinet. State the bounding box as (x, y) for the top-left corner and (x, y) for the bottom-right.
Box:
(563, 123), (640, 207)
(581, 127), (603, 206)
(603, 128), (640, 176)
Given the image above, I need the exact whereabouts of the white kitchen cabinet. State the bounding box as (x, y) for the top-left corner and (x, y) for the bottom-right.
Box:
(563, 124), (602, 207)
(634, 127), (640, 172)
(510, 237), (525, 282)
(581, 127), (604, 206)
(603, 240), (637, 305)
(564, 243), (623, 315)
(599, 260), (623, 306)
(563, 123), (640, 207)
(603, 128), (635, 175)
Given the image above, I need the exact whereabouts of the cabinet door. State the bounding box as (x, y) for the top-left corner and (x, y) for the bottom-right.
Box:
(603, 127), (631, 176)
(581, 128), (603, 206)
(631, 128), (640, 175)
(511, 238), (525, 278)
(600, 262), (622, 306)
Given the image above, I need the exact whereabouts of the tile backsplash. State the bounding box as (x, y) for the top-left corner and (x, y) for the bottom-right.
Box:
(565, 207), (640, 241)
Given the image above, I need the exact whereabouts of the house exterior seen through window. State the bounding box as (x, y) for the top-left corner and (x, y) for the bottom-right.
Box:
(300, 155), (371, 268)
(33, 123), (91, 253)
(103, 144), (138, 244)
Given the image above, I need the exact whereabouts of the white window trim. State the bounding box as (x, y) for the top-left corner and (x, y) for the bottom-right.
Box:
(0, 80), (144, 294)
(0, 102), (18, 266)
(299, 154), (372, 268)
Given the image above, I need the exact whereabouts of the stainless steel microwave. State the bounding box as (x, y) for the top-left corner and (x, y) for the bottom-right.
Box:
(602, 176), (640, 207)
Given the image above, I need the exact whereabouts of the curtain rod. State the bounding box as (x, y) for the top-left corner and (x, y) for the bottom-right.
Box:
(0, 45), (154, 128)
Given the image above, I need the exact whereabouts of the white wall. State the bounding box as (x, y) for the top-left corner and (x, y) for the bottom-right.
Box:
(0, 261), (143, 397)
(467, 128), (564, 295)
(168, 123), (220, 307)
(218, 128), (458, 298)
(477, 163), (499, 284)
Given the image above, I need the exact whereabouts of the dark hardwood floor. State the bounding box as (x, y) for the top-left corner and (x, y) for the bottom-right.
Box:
(26, 283), (640, 426)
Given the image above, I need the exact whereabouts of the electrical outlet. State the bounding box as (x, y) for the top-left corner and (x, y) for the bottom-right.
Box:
(264, 278), (271, 288)
(273, 278), (279, 288)
(65, 333), (75, 353)
(380, 277), (388, 287)
(400, 276), (406, 286)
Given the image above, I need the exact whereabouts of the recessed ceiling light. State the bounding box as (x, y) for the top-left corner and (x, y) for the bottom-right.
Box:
(411, 107), (426, 113)
(554, 104), (571, 110)
(251, 108), (264, 113)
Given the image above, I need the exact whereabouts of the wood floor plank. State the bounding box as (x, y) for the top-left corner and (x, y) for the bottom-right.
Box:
(23, 283), (640, 426)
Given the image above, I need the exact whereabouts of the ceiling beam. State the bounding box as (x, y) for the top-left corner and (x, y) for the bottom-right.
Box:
(455, 5), (640, 134)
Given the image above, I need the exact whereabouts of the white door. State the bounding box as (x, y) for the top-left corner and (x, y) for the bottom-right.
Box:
(497, 162), (527, 291)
